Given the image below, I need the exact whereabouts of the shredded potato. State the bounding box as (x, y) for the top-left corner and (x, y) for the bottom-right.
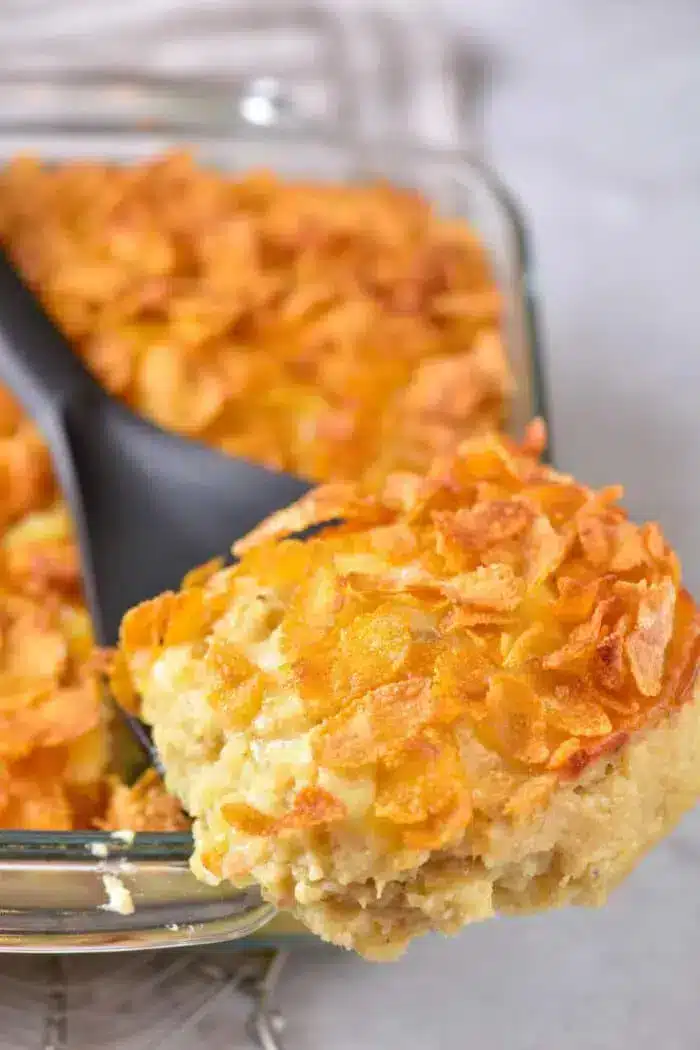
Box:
(0, 151), (509, 831)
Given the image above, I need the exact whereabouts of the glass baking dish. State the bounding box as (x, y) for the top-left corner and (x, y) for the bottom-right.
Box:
(0, 73), (547, 953)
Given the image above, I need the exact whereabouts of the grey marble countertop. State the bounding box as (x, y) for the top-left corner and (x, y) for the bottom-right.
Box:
(1, 1), (699, 1047)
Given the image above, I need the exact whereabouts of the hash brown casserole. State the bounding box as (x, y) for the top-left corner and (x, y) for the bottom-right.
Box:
(0, 151), (509, 830)
(115, 425), (700, 958)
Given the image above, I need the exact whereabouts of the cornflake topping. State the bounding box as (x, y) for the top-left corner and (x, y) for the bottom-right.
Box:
(0, 151), (511, 483)
(117, 425), (700, 849)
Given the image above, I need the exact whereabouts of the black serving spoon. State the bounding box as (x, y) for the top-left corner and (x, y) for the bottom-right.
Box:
(0, 248), (311, 763)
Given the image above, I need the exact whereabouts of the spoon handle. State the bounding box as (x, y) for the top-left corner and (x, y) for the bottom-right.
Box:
(0, 248), (104, 428)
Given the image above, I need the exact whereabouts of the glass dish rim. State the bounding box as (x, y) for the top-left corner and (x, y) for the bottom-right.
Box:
(0, 73), (548, 861)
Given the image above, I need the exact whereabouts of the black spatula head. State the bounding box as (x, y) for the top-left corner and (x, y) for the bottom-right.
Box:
(57, 401), (311, 646)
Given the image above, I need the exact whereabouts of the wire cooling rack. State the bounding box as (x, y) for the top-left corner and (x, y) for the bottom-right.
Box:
(0, 950), (289, 1050)
(0, 3), (488, 1046)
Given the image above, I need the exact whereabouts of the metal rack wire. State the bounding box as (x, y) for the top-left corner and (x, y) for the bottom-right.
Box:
(10, 949), (290, 1050)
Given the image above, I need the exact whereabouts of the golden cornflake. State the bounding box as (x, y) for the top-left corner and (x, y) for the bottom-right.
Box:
(626, 577), (676, 697)
(486, 675), (550, 766)
(545, 686), (613, 738)
(443, 564), (525, 611)
(316, 678), (434, 769)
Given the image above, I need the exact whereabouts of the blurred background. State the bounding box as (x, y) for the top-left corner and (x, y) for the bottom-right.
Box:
(0, 1), (699, 1048)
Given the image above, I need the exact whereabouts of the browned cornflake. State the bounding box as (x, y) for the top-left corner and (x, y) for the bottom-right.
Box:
(545, 686), (613, 738)
(486, 675), (550, 765)
(316, 678), (435, 769)
(525, 515), (571, 585)
(626, 577), (676, 697)
(593, 614), (629, 693)
(443, 564), (525, 610)
(543, 600), (613, 672)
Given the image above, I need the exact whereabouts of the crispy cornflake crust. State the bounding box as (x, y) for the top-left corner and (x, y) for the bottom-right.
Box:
(0, 504), (110, 829)
(0, 151), (510, 483)
(116, 425), (700, 955)
(0, 500), (185, 832)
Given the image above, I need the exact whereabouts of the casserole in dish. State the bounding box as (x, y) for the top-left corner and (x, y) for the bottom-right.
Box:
(0, 73), (545, 951)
